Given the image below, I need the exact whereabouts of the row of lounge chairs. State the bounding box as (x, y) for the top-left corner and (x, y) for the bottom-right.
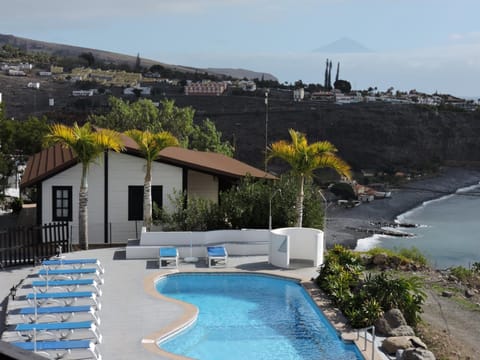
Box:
(7, 257), (104, 360)
(158, 245), (228, 269)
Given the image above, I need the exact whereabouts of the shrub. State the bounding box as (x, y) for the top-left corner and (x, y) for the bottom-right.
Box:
(450, 266), (473, 282)
(396, 247), (428, 267)
(317, 245), (426, 328)
(10, 197), (23, 214)
(364, 246), (428, 268)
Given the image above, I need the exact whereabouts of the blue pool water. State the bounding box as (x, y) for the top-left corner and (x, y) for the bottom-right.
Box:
(155, 273), (361, 360)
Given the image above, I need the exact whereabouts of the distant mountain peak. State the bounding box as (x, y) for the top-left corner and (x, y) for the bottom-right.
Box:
(314, 37), (372, 53)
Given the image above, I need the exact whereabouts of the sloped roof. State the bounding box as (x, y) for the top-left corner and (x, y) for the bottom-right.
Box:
(21, 145), (77, 188)
(158, 147), (276, 180)
(21, 137), (276, 188)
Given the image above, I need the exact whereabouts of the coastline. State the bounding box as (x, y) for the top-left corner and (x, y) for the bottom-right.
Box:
(325, 167), (480, 249)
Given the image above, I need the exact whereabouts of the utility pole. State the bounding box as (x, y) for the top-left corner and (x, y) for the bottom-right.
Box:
(264, 90), (269, 172)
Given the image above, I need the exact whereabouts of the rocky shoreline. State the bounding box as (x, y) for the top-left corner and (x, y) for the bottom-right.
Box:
(325, 167), (480, 249)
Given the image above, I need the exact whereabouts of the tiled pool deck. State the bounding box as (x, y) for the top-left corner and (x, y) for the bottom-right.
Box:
(1, 247), (385, 360)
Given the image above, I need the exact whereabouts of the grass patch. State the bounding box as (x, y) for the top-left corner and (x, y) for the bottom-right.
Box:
(364, 246), (429, 267)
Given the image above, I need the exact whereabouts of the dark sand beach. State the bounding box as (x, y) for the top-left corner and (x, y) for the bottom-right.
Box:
(325, 167), (480, 249)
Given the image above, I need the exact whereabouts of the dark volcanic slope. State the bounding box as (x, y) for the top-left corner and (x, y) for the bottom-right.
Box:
(173, 96), (480, 173)
(2, 70), (480, 174)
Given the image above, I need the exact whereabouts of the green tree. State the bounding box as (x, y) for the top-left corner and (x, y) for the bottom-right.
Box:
(135, 53), (141, 72)
(89, 97), (233, 155)
(125, 129), (179, 230)
(79, 52), (95, 67)
(334, 79), (352, 93)
(190, 118), (234, 156)
(88, 96), (160, 132)
(44, 123), (124, 249)
(0, 112), (49, 197)
(268, 129), (351, 227)
(158, 99), (195, 147)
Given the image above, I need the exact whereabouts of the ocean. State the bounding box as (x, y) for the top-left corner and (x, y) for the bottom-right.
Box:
(355, 184), (480, 269)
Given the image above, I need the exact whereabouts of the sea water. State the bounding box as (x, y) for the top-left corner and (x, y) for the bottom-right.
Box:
(355, 184), (480, 269)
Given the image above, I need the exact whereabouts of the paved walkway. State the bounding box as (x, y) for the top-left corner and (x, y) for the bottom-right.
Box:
(0, 247), (384, 360)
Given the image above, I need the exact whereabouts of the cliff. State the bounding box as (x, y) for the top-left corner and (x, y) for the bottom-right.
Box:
(172, 96), (480, 174)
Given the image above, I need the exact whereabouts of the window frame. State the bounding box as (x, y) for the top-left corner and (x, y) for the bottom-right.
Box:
(128, 185), (163, 221)
(52, 186), (73, 222)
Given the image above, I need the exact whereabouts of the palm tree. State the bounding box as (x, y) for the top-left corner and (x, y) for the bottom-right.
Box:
(125, 129), (179, 230)
(45, 123), (124, 250)
(268, 129), (351, 227)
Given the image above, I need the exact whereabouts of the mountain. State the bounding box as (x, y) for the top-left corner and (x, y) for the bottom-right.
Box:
(314, 37), (372, 53)
(0, 33), (276, 80)
(206, 68), (277, 81)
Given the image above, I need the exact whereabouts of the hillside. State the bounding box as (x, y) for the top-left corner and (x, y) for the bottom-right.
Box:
(0, 34), (276, 81)
(2, 67), (480, 176)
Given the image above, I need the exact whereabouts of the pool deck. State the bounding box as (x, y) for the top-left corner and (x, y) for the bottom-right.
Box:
(1, 247), (386, 360)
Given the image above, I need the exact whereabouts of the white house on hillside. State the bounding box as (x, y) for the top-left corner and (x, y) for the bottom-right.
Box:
(21, 137), (275, 245)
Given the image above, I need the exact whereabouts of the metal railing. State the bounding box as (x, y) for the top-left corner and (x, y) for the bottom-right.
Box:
(356, 325), (376, 360)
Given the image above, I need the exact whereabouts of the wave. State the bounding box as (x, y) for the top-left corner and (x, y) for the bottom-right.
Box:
(396, 181), (480, 223)
(354, 234), (393, 251)
(456, 182), (480, 193)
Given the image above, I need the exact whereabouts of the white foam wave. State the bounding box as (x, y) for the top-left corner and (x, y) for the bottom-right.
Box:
(456, 182), (480, 193)
(396, 181), (480, 223)
(354, 234), (391, 251)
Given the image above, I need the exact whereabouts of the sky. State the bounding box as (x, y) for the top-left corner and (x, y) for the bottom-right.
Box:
(1, 0), (479, 98)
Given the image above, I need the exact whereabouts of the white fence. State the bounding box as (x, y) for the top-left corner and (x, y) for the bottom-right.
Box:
(126, 229), (271, 260)
(126, 227), (324, 269)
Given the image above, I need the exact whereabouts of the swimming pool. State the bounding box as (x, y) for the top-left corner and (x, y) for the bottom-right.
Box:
(155, 273), (362, 360)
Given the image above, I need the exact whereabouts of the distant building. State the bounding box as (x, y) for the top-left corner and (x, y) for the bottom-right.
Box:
(238, 80), (256, 92)
(310, 91), (334, 102)
(72, 90), (94, 97)
(123, 86), (152, 96)
(7, 69), (26, 76)
(50, 65), (64, 74)
(185, 82), (227, 96)
(293, 88), (304, 102)
(27, 82), (40, 89)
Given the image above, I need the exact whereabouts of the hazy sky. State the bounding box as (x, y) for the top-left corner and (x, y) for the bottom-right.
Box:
(1, 0), (479, 97)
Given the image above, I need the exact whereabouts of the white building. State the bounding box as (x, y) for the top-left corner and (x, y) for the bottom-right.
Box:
(21, 141), (275, 245)
(72, 90), (94, 97)
(123, 86), (152, 96)
(293, 88), (305, 102)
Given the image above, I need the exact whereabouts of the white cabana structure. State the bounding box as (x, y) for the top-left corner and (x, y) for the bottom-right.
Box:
(269, 228), (324, 269)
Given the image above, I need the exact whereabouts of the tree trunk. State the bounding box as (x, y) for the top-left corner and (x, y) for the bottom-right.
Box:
(144, 161), (153, 231)
(79, 163), (89, 250)
(295, 175), (305, 227)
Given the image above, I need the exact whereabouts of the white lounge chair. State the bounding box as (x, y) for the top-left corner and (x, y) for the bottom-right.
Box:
(207, 246), (228, 268)
(15, 320), (102, 343)
(42, 258), (105, 274)
(159, 247), (179, 269)
(27, 291), (100, 308)
(32, 279), (102, 295)
(37, 268), (104, 284)
(11, 339), (102, 360)
(19, 305), (100, 325)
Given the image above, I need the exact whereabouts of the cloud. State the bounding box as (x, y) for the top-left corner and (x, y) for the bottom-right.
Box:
(448, 32), (480, 44)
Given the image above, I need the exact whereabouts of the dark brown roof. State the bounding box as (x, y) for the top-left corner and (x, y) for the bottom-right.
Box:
(158, 147), (276, 180)
(21, 139), (276, 188)
(21, 144), (77, 188)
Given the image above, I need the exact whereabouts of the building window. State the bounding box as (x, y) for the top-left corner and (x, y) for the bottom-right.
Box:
(128, 186), (163, 221)
(52, 186), (72, 221)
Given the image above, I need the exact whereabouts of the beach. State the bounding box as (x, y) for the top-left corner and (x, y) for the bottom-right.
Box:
(325, 167), (480, 249)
